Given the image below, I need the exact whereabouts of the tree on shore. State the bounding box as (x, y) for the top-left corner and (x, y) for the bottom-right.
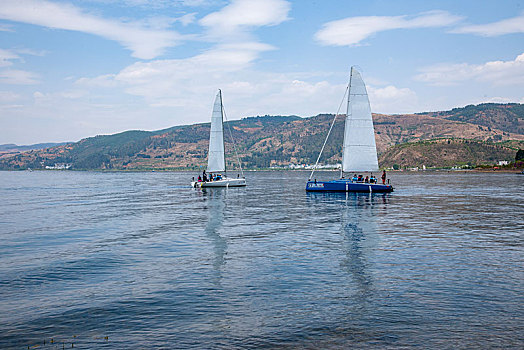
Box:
(516, 149), (524, 161)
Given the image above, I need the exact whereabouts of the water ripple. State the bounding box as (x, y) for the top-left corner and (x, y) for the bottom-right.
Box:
(0, 170), (522, 349)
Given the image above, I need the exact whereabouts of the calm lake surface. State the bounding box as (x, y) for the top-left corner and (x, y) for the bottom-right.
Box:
(0, 170), (522, 349)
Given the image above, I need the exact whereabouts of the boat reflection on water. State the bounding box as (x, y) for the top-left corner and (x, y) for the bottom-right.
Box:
(306, 191), (390, 311)
(340, 195), (377, 304)
(306, 191), (390, 207)
(201, 188), (228, 286)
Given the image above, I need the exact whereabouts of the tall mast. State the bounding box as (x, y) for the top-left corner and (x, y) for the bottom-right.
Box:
(341, 67), (353, 179)
(219, 89), (226, 175)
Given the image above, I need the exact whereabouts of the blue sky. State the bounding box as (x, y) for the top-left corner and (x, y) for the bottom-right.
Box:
(0, 0), (523, 144)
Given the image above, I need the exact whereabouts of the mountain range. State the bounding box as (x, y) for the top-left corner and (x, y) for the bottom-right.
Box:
(1, 103), (523, 171)
(0, 142), (69, 153)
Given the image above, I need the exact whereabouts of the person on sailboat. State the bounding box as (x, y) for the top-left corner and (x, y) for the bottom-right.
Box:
(352, 174), (358, 182)
(381, 170), (387, 185)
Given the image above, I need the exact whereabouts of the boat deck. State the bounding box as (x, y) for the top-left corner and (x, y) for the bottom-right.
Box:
(192, 177), (246, 188)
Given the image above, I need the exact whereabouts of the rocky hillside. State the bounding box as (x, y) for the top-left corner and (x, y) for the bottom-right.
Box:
(418, 103), (524, 135)
(379, 139), (519, 169)
(1, 103), (523, 170)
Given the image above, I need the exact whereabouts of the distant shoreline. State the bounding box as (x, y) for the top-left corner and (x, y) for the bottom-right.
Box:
(2, 168), (522, 173)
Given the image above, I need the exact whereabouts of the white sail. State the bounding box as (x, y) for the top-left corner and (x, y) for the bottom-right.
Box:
(207, 90), (225, 173)
(342, 67), (379, 172)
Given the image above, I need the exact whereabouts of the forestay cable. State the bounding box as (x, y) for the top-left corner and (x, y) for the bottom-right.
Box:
(308, 85), (349, 181)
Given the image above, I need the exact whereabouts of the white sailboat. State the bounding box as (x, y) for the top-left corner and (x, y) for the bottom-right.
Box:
(306, 66), (393, 192)
(192, 90), (246, 188)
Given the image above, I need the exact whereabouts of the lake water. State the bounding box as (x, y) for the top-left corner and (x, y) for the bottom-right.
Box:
(0, 170), (522, 349)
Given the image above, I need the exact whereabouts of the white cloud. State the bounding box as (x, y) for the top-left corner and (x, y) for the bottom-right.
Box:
(178, 13), (197, 26)
(282, 79), (332, 97)
(200, 0), (291, 39)
(133, 13), (197, 31)
(315, 10), (463, 46)
(368, 85), (418, 114)
(73, 0), (292, 115)
(102, 42), (275, 106)
(453, 13), (524, 36)
(473, 96), (518, 104)
(0, 23), (13, 31)
(0, 90), (20, 102)
(0, 48), (47, 85)
(414, 52), (524, 86)
(0, 0), (181, 59)
(31, 89), (86, 102)
(33, 91), (46, 100)
(73, 46), (347, 125)
(106, 0), (213, 8)
(73, 27), (423, 120)
(0, 48), (47, 68)
(0, 104), (23, 109)
(115, 42), (275, 84)
(76, 74), (119, 88)
(0, 49), (19, 67)
(0, 69), (40, 84)
(12, 48), (47, 57)
(79, 46), (419, 123)
(60, 90), (88, 99)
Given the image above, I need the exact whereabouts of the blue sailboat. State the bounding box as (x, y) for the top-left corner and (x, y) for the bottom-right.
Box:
(306, 67), (393, 193)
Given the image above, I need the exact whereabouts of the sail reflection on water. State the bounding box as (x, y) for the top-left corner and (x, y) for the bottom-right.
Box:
(340, 195), (378, 298)
(202, 188), (228, 285)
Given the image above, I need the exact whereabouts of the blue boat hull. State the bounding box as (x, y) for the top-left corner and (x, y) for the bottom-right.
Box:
(306, 180), (393, 193)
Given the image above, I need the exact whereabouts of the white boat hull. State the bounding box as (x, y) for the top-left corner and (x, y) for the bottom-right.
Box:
(191, 178), (246, 188)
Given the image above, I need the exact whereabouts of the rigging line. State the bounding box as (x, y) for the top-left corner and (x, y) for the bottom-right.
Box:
(308, 84), (349, 181)
(221, 104), (245, 178)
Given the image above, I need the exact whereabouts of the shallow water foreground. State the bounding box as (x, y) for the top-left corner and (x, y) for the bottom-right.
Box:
(0, 171), (522, 349)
